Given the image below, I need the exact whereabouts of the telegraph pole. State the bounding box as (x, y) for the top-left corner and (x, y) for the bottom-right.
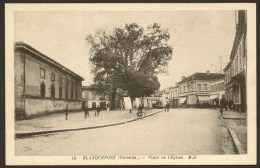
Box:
(220, 56), (222, 73)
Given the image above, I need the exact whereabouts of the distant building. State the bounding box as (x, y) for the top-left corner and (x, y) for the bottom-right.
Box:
(171, 85), (179, 108)
(177, 71), (225, 107)
(209, 78), (225, 107)
(160, 87), (170, 104)
(165, 83), (179, 108)
(14, 42), (84, 120)
(82, 86), (107, 110)
(223, 10), (247, 113)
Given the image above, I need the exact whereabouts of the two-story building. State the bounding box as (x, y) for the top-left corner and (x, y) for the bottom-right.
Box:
(223, 10), (247, 113)
(15, 42), (84, 120)
(209, 78), (225, 107)
(178, 71), (225, 107)
(82, 86), (107, 110)
(166, 83), (179, 108)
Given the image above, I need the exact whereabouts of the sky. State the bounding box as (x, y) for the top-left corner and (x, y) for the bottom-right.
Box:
(14, 10), (236, 89)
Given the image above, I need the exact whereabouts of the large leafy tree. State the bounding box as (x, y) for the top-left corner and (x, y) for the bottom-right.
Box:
(86, 23), (173, 109)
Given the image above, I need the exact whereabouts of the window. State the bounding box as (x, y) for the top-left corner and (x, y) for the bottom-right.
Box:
(66, 80), (69, 99)
(76, 89), (77, 100)
(203, 84), (207, 91)
(183, 86), (186, 93)
(51, 73), (55, 82)
(40, 68), (45, 79)
(59, 86), (62, 99)
(197, 84), (201, 91)
(82, 91), (85, 98)
(51, 84), (55, 98)
(211, 86), (213, 92)
(40, 82), (45, 98)
(71, 81), (73, 100)
(59, 76), (63, 85)
(188, 85), (192, 92)
(236, 57), (239, 74)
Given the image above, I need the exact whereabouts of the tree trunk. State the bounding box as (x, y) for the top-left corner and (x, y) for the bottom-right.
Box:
(110, 85), (117, 110)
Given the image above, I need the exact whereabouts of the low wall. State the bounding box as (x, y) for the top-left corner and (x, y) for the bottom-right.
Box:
(25, 98), (82, 118)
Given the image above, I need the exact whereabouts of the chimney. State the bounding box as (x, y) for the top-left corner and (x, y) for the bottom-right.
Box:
(182, 76), (186, 80)
(207, 71), (210, 75)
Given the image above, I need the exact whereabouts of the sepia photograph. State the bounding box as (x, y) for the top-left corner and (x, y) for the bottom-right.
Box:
(5, 3), (256, 165)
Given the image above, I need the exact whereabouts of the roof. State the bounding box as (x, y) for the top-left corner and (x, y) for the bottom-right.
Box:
(178, 72), (225, 84)
(223, 61), (232, 72)
(229, 10), (247, 61)
(15, 41), (84, 81)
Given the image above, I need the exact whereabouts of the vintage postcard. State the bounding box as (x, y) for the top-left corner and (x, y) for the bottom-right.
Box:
(5, 3), (256, 165)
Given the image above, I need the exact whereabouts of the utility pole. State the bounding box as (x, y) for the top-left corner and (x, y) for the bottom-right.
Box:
(220, 56), (222, 73)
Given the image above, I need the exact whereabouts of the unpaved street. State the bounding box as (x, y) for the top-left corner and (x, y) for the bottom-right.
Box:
(16, 108), (224, 155)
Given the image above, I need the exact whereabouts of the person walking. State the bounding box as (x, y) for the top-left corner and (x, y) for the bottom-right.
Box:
(166, 102), (170, 112)
(164, 102), (167, 112)
(96, 105), (101, 117)
(137, 104), (143, 119)
(223, 98), (227, 111)
(84, 106), (89, 119)
(65, 104), (69, 120)
(220, 97), (227, 116)
(106, 103), (110, 111)
(220, 98), (224, 115)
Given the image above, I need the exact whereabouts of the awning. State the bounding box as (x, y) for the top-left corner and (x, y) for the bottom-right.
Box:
(198, 96), (210, 103)
(179, 97), (187, 104)
(209, 95), (219, 100)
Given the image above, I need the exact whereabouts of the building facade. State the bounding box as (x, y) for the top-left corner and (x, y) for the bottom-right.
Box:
(82, 86), (107, 110)
(15, 42), (84, 120)
(223, 10), (247, 113)
(209, 78), (225, 107)
(166, 84), (179, 108)
(177, 71), (225, 107)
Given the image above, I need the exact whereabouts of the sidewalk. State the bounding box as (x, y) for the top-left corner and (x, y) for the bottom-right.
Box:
(15, 108), (163, 138)
(221, 110), (247, 154)
(223, 110), (247, 119)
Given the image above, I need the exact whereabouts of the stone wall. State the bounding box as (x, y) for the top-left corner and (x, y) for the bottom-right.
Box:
(25, 98), (82, 118)
(14, 51), (25, 119)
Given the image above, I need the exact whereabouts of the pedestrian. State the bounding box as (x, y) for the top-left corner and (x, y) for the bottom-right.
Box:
(164, 102), (167, 112)
(137, 104), (143, 119)
(84, 106), (89, 119)
(167, 102), (170, 112)
(106, 103), (110, 111)
(96, 105), (101, 116)
(223, 98), (227, 111)
(220, 99), (224, 115)
(65, 104), (69, 120)
(229, 100), (233, 111)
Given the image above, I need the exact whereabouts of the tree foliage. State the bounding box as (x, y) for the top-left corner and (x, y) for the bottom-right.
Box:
(86, 23), (173, 104)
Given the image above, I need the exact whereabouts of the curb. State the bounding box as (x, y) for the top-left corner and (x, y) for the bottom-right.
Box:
(228, 128), (246, 154)
(16, 109), (163, 139)
(221, 113), (246, 120)
(223, 116), (246, 120)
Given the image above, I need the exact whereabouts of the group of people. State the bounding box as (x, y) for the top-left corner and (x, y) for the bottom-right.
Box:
(219, 98), (234, 114)
(64, 104), (102, 120)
